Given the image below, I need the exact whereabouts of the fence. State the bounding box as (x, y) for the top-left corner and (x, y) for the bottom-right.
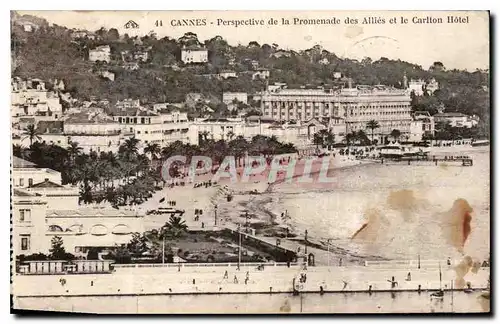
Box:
(113, 262), (299, 269)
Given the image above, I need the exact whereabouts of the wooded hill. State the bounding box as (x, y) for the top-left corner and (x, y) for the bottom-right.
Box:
(11, 13), (490, 135)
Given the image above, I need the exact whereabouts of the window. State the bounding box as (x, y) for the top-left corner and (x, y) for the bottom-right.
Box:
(28, 178), (33, 187)
(19, 209), (31, 222)
(19, 178), (24, 187)
(20, 235), (30, 251)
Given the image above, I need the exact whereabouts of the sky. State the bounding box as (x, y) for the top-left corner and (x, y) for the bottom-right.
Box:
(17, 10), (490, 71)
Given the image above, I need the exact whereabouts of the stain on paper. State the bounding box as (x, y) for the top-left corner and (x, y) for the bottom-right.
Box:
(440, 199), (473, 252)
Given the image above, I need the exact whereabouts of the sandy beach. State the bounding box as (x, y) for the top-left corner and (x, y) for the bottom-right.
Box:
(139, 154), (373, 234)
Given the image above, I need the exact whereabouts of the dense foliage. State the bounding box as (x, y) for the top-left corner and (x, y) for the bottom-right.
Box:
(13, 135), (297, 205)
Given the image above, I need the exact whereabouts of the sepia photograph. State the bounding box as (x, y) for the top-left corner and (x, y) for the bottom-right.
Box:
(9, 10), (490, 314)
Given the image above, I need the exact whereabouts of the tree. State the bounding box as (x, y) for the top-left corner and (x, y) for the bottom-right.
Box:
(127, 233), (149, 256)
(144, 142), (160, 160)
(120, 137), (140, 160)
(430, 61), (445, 72)
(313, 129), (335, 149)
(161, 215), (188, 241)
(313, 131), (324, 148)
(48, 236), (72, 260)
(366, 120), (380, 144)
(67, 140), (82, 163)
(390, 129), (401, 142)
(22, 124), (41, 147)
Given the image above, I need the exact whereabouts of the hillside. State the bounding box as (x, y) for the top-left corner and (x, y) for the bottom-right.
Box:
(11, 13), (490, 135)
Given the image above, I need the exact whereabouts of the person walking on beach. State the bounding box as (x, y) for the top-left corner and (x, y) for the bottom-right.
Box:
(342, 280), (348, 291)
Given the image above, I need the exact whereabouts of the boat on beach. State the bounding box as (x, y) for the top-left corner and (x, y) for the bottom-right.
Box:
(378, 143), (429, 160)
(430, 263), (444, 300)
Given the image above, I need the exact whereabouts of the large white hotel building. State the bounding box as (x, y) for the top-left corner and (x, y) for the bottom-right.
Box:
(260, 83), (413, 141)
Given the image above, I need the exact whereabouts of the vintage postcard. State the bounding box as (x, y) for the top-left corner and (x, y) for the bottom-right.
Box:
(10, 10), (490, 314)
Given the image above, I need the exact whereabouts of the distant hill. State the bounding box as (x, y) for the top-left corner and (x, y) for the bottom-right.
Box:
(10, 12), (489, 136)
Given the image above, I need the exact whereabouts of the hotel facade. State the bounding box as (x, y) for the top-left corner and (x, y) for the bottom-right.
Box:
(12, 157), (144, 258)
(260, 85), (413, 142)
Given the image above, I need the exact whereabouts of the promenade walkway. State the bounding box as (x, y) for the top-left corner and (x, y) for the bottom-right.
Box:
(13, 263), (489, 297)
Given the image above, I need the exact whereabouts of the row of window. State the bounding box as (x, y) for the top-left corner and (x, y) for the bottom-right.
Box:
(15, 178), (35, 187)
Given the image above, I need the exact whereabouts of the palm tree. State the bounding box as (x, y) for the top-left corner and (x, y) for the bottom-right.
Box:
(144, 143), (160, 160)
(160, 215), (188, 241)
(67, 141), (82, 164)
(120, 137), (140, 160)
(313, 129), (335, 150)
(22, 124), (41, 147)
(366, 120), (380, 145)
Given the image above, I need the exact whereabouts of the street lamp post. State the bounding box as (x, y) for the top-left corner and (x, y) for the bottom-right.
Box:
(237, 224), (241, 270)
(162, 237), (165, 264)
(304, 230), (308, 265)
(245, 211), (249, 233)
(214, 205), (218, 226)
(327, 239), (331, 267)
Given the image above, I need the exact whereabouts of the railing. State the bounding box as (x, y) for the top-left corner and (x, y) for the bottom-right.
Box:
(114, 262), (299, 269)
(364, 259), (489, 269)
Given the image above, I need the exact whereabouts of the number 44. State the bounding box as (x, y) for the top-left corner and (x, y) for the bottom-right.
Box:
(155, 20), (163, 27)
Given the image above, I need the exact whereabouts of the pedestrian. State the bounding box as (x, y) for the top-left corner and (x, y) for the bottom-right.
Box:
(342, 280), (348, 291)
(234, 275), (238, 284)
(223, 270), (228, 279)
(193, 279), (196, 285)
(406, 272), (411, 281)
(90, 281), (94, 287)
(339, 258), (343, 267)
(202, 222), (205, 229)
(246, 271), (249, 280)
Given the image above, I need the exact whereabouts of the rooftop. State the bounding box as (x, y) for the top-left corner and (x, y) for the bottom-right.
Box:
(46, 208), (140, 218)
(12, 156), (37, 168)
(434, 112), (468, 117)
(13, 188), (40, 197)
(65, 112), (117, 124)
(37, 120), (64, 134)
(29, 179), (64, 189)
